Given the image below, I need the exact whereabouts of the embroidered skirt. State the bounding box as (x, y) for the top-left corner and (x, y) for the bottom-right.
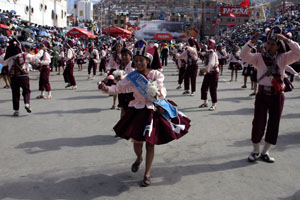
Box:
(113, 106), (191, 145)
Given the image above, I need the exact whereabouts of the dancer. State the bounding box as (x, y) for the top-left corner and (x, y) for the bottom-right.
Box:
(4, 39), (34, 116)
(216, 44), (227, 76)
(199, 40), (219, 111)
(179, 38), (200, 96)
(76, 47), (84, 71)
(241, 27), (300, 163)
(35, 41), (52, 99)
(228, 45), (242, 82)
(99, 40), (190, 187)
(86, 43), (99, 80)
(106, 39), (123, 109)
(63, 39), (77, 90)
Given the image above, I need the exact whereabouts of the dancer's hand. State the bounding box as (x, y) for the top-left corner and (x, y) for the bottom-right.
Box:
(98, 82), (109, 92)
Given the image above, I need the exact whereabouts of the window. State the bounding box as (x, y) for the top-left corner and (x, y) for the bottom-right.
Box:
(244, 19), (248, 22)
(25, 6), (29, 14)
(31, 7), (34, 14)
(120, 20), (124, 24)
(114, 20), (118, 24)
(45, 5), (47, 11)
(61, 10), (63, 18)
(52, 10), (54, 19)
(40, 4), (43, 10)
(206, 17), (210, 21)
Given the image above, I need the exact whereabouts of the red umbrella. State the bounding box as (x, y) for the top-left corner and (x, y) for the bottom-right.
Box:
(67, 27), (96, 39)
(0, 24), (9, 29)
(102, 25), (132, 38)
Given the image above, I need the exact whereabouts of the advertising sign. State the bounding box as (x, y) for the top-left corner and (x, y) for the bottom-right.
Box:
(220, 6), (250, 17)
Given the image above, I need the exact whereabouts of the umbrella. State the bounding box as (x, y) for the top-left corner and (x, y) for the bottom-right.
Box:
(39, 31), (49, 37)
(28, 26), (39, 31)
(0, 36), (8, 42)
(21, 42), (34, 47)
(23, 28), (34, 34)
(0, 24), (9, 29)
(10, 10), (17, 15)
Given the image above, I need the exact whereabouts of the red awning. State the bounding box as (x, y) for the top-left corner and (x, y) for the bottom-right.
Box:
(67, 28), (96, 39)
(102, 25), (132, 38)
(0, 24), (9, 29)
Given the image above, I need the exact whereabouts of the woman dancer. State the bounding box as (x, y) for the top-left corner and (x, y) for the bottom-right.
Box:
(35, 41), (52, 99)
(99, 40), (191, 187)
(228, 45), (242, 82)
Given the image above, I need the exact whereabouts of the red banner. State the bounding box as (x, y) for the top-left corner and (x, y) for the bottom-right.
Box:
(153, 33), (173, 41)
(220, 6), (250, 17)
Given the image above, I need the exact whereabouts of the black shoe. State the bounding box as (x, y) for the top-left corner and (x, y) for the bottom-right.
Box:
(25, 105), (32, 113)
(260, 153), (275, 163)
(248, 152), (260, 162)
(241, 85), (247, 88)
(182, 90), (190, 95)
(13, 111), (19, 116)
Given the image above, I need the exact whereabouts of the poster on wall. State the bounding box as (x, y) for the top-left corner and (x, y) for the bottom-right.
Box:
(132, 20), (190, 40)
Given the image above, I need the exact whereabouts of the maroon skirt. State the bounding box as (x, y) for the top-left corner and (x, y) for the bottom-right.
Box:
(113, 106), (191, 145)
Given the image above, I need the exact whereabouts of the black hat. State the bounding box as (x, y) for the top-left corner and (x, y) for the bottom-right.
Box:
(4, 38), (22, 61)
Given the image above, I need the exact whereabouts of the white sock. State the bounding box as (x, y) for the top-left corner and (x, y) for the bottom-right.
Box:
(252, 143), (260, 153)
(48, 91), (52, 96)
(261, 142), (272, 155)
(212, 103), (217, 107)
(204, 99), (208, 104)
(41, 91), (45, 96)
(25, 104), (29, 107)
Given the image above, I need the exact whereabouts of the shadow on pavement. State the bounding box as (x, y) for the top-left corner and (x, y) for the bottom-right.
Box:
(16, 135), (119, 154)
(33, 108), (104, 115)
(217, 96), (253, 103)
(278, 190), (300, 200)
(282, 113), (300, 119)
(229, 132), (300, 152)
(0, 159), (251, 199)
(211, 108), (254, 116)
(58, 95), (107, 101)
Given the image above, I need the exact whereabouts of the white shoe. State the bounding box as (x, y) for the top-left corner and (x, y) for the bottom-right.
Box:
(92, 76), (96, 80)
(72, 85), (77, 90)
(248, 152), (260, 162)
(44, 95), (52, 100)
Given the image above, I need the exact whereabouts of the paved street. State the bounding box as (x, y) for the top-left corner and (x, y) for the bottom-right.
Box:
(0, 61), (300, 200)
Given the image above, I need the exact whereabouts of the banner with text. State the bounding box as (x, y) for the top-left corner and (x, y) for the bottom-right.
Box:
(220, 6), (250, 17)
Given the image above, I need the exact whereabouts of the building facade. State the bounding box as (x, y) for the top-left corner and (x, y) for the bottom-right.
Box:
(0, 0), (67, 27)
(74, 0), (93, 22)
(94, 0), (250, 37)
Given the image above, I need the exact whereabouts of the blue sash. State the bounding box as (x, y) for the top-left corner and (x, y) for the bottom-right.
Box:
(0, 64), (2, 74)
(127, 70), (178, 120)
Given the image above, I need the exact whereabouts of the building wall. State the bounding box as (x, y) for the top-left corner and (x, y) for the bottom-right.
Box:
(74, 0), (93, 22)
(0, 0), (67, 27)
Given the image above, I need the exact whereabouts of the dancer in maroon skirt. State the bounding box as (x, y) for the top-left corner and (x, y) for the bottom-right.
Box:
(63, 39), (77, 90)
(241, 27), (300, 163)
(99, 40), (191, 187)
(35, 41), (52, 99)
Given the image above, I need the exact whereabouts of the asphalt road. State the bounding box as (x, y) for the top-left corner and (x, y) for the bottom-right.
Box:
(0, 61), (299, 200)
